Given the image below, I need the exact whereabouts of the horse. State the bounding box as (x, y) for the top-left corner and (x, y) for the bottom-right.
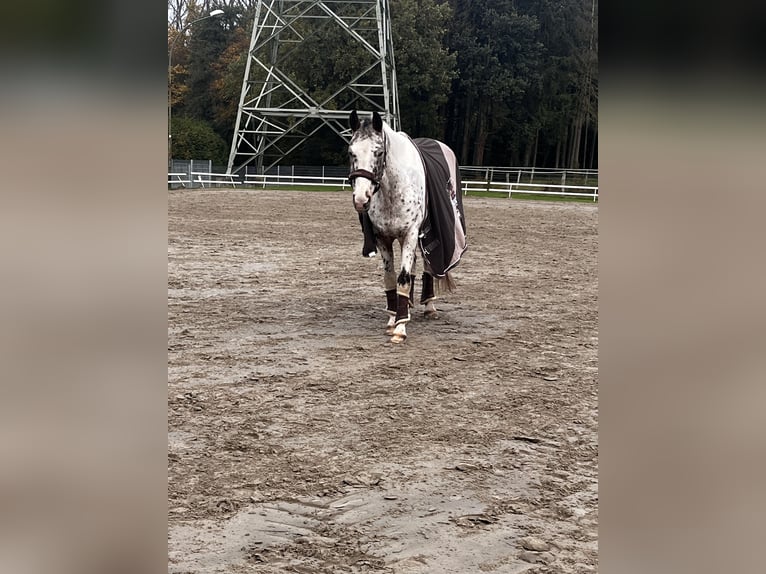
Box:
(347, 110), (467, 343)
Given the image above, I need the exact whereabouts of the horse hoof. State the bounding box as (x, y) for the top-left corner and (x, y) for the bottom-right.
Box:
(390, 333), (406, 344)
(386, 326), (395, 336)
(424, 310), (438, 319)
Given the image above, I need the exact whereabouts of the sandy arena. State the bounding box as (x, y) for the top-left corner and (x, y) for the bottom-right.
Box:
(168, 189), (598, 573)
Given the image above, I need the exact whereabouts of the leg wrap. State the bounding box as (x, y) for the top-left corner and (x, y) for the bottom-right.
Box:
(395, 293), (411, 325)
(385, 289), (397, 316)
(420, 273), (435, 304)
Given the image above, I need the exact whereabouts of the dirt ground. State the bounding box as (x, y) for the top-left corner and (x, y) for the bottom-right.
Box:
(168, 189), (598, 573)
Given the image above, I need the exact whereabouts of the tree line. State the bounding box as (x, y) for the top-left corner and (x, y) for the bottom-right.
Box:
(168, 0), (597, 168)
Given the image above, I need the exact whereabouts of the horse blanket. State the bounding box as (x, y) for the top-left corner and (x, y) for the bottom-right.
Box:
(412, 138), (467, 277)
(358, 138), (467, 278)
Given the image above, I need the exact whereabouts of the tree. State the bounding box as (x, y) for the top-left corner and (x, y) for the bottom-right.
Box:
(446, 0), (542, 165)
(169, 0), (597, 168)
(183, 7), (238, 124)
(520, 0), (598, 168)
(210, 20), (252, 149)
(168, 0), (187, 30)
(391, 0), (457, 138)
(171, 116), (229, 164)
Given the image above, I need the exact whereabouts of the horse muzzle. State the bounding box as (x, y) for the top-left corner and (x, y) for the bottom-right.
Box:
(351, 182), (373, 212)
(349, 169), (379, 212)
(353, 195), (371, 212)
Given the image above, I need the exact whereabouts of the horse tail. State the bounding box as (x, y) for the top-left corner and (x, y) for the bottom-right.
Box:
(436, 272), (456, 294)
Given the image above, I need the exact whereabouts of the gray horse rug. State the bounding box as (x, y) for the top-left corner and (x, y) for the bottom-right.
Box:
(358, 138), (467, 278)
(413, 137), (467, 277)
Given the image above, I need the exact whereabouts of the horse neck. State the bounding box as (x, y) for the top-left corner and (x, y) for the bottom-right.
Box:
(381, 123), (419, 192)
(382, 123), (411, 162)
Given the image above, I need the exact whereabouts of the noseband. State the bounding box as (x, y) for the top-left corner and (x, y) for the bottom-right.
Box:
(348, 169), (381, 195)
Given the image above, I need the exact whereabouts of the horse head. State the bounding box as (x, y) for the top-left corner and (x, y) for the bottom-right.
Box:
(348, 110), (386, 212)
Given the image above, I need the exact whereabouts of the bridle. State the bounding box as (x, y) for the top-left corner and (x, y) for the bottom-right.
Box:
(348, 131), (387, 197)
(348, 168), (380, 195)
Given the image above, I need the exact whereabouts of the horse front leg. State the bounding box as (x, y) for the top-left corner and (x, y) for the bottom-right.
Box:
(377, 240), (398, 336)
(390, 230), (419, 344)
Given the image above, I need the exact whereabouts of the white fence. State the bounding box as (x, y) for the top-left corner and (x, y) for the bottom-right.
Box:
(462, 180), (598, 201)
(245, 172), (351, 189)
(192, 172), (242, 188)
(461, 165), (597, 186)
(168, 163), (598, 200)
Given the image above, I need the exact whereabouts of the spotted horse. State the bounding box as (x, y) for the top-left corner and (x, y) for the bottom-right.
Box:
(348, 110), (467, 343)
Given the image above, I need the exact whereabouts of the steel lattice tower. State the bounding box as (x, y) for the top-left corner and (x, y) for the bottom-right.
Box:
(227, 0), (399, 174)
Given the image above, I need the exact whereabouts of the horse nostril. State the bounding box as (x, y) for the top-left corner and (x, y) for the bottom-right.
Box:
(353, 194), (370, 212)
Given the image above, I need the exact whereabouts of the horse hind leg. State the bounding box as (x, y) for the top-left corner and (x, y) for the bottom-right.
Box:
(421, 272), (438, 318)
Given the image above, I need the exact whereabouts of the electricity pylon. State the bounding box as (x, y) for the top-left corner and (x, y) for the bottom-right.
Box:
(227, 0), (399, 174)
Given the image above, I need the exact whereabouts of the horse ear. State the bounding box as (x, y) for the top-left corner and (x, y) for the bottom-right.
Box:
(350, 110), (359, 132)
(372, 110), (383, 132)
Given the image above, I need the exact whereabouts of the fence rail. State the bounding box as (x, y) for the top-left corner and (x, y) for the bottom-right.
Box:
(168, 162), (598, 200)
(461, 165), (597, 182)
(191, 171), (242, 188)
(245, 173), (351, 189)
(168, 173), (192, 187)
(462, 180), (598, 201)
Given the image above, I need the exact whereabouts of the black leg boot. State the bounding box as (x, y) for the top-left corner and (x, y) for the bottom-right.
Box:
(420, 272), (435, 304)
(395, 293), (411, 325)
(385, 289), (397, 316)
